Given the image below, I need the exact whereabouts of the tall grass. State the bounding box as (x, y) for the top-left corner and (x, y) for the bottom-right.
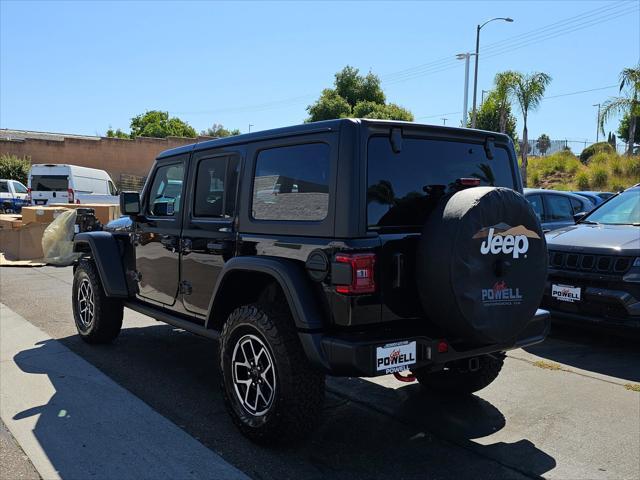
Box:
(527, 151), (639, 192)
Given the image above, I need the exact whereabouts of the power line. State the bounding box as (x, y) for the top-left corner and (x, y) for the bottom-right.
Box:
(170, 2), (637, 116)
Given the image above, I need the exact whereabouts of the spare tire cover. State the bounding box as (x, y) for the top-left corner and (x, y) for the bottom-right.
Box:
(416, 187), (547, 344)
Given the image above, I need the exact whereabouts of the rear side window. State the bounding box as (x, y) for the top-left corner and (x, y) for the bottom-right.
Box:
(30, 175), (68, 191)
(527, 194), (544, 221)
(570, 197), (585, 214)
(194, 156), (239, 218)
(0, 181), (8, 193)
(252, 143), (330, 221)
(367, 137), (516, 228)
(545, 195), (573, 221)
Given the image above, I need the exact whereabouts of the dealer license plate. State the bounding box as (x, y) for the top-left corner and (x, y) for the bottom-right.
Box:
(551, 284), (581, 303)
(35, 200), (46, 205)
(376, 341), (416, 374)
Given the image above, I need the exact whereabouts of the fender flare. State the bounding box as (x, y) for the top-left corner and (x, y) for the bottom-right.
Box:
(73, 232), (129, 298)
(209, 256), (326, 331)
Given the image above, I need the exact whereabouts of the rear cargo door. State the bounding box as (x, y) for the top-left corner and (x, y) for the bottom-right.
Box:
(30, 171), (70, 205)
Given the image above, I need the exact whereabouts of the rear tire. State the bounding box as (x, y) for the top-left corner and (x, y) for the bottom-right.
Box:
(72, 259), (123, 344)
(220, 302), (325, 444)
(414, 353), (505, 395)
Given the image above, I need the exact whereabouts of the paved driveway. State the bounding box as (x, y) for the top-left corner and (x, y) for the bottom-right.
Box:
(1, 266), (639, 479)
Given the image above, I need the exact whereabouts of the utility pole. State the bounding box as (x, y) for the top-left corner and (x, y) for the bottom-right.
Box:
(456, 53), (475, 127)
(442, 118), (448, 125)
(593, 104), (601, 142)
(481, 89), (489, 105)
(248, 124), (254, 133)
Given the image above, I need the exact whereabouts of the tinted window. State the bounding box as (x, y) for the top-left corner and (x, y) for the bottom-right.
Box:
(194, 156), (239, 218)
(0, 181), (8, 193)
(545, 194), (573, 221)
(367, 137), (516, 228)
(31, 175), (68, 191)
(108, 180), (118, 196)
(252, 143), (330, 221)
(570, 197), (585, 214)
(148, 164), (184, 216)
(527, 194), (544, 221)
(13, 181), (27, 193)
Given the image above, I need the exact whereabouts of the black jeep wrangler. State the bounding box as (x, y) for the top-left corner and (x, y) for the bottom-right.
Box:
(71, 119), (549, 443)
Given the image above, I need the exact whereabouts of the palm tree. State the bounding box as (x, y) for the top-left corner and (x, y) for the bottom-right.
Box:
(599, 66), (640, 155)
(510, 72), (552, 186)
(493, 71), (519, 133)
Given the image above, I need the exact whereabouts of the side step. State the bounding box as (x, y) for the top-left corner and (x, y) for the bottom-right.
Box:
(124, 301), (220, 340)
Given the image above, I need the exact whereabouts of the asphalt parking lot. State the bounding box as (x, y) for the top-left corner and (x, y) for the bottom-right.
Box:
(1, 266), (639, 480)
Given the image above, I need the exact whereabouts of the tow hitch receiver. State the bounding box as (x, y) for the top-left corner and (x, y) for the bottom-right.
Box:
(468, 357), (480, 372)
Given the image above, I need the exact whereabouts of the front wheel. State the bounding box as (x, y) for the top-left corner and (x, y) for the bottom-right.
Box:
(414, 353), (505, 395)
(220, 303), (325, 444)
(72, 259), (123, 344)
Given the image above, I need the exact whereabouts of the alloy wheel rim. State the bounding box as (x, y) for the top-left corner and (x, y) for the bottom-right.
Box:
(231, 333), (276, 416)
(77, 278), (95, 329)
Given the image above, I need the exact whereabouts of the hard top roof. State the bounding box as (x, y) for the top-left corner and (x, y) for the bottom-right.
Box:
(157, 118), (514, 159)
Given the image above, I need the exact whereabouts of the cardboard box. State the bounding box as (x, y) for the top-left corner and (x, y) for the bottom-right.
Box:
(0, 214), (23, 229)
(50, 203), (121, 226)
(21, 206), (67, 225)
(0, 222), (47, 260)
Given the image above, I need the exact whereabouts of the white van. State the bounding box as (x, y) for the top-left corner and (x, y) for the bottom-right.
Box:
(28, 164), (119, 205)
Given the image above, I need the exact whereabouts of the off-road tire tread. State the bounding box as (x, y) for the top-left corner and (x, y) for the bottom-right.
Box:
(72, 258), (123, 344)
(220, 302), (325, 444)
(414, 354), (505, 395)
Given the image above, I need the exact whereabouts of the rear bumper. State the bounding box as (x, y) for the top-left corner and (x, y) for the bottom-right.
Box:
(299, 309), (550, 377)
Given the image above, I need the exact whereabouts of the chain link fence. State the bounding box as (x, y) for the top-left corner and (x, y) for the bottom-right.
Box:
(523, 139), (630, 157)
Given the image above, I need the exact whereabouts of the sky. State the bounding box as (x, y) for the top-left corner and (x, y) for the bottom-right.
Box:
(1, 0), (639, 149)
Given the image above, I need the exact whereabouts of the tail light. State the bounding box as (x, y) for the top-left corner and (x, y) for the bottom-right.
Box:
(26, 187), (32, 202)
(67, 188), (75, 203)
(334, 253), (376, 294)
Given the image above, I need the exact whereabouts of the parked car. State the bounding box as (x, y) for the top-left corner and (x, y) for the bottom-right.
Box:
(71, 119), (549, 443)
(543, 185), (640, 331)
(572, 191), (614, 207)
(28, 164), (119, 205)
(0, 178), (29, 213)
(523, 188), (592, 232)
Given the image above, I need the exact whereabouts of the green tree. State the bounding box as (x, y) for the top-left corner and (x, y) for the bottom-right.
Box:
(106, 127), (130, 139)
(600, 66), (640, 155)
(616, 111), (640, 145)
(469, 90), (518, 141)
(536, 133), (551, 156)
(493, 71), (519, 133)
(129, 110), (197, 138)
(306, 66), (413, 122)
(0, 154), (31, 185)
(201, 123), (241, 137)
(510, 72), (552, 187)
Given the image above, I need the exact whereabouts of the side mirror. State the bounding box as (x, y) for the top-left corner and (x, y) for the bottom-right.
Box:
(120, 191), (141, 216)
(573, 211), (587, 223)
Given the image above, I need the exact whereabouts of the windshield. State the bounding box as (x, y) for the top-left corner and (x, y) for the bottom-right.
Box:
(584, 189), (640, 225)
(367, 136), (516, 228)
(31, 175), (69, 191)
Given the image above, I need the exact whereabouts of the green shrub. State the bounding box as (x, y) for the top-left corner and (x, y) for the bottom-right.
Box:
(610, 158), (623, 176)
(576, 172), (590, 190)
(622, 156), (640, 178)
(531, 171), (540, 187)
(611, 183), (625, 192)
(589, 152), (611, 165)
(580, 142), (614, 164)
(0, 154), (31, 185)
(590, 166), (608, 188)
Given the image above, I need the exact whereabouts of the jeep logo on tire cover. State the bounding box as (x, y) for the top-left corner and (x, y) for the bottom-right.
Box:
(474, 223), (541, 259)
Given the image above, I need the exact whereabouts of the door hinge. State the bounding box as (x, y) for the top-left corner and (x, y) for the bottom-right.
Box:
(180, 280), (192, 295)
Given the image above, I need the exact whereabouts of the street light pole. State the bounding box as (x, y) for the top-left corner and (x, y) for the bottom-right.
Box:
(456, 53), (474, 127)
(471, 17), (513, 129)
(593, 103), (601, 142)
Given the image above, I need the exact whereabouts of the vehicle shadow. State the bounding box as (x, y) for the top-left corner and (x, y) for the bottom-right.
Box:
(524, 322), (640, 383)
(13, 325), (556, 480)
